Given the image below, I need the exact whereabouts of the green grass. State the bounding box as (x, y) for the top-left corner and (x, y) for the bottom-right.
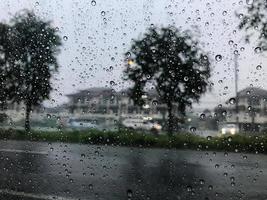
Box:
(0, 128), (266, 153)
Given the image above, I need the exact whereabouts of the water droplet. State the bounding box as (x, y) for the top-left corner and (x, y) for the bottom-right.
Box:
(47, 114), (51, 119)
(208, 185), (213, 190)
(215, 55), (222, 61)
(110, 81), (116, 86)
(126, 52), (131, 58)
(186, 185), (192, 192)
(256, 65), (262, 70)
(63, 36), (68, 41)
(228, 40), (234, 45)
(190, 127), (196, 133)
(91, 0), (96, 6)
(199, 179), (205, 185)
(207, 136), (212, 141)
(229, 98), (236, 105)
(254, 47), (262, 54)
(200, 113), (206, 119)
(152, 100), (158, 105)
(127, 189), (133, 198)
(184, 76), (189, 81)
(222, 11), (227, 16)
(101, 11), (106, 16)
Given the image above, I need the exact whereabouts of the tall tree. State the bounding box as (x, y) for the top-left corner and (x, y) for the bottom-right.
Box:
(8, 10), (61, 131)
(124, 26), (211, 135)
(239, 1), (267, 49)
(0, 23), (13, 110)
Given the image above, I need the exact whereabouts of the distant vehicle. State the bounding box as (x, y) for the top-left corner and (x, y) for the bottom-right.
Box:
(122, 118), (162, 133)
(220, 123), (239, 135)
(66, 118), (100, 130)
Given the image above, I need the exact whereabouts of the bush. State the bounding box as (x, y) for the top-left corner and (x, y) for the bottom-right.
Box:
(0, 128), (266, 153)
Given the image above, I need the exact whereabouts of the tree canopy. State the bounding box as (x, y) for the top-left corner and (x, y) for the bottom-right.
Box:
(0, 10), (61, 131)
(124, 26), (211, 134)
(239, 0), (267, 49)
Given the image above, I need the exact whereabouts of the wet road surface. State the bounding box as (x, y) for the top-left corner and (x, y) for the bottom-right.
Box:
(0, 140), (266, 199)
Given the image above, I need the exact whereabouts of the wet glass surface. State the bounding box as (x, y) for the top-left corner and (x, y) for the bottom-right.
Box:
(0, 140), (265, 200)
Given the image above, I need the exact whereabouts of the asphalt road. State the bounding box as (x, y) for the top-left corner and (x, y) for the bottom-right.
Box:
(0, 140), (266, 200)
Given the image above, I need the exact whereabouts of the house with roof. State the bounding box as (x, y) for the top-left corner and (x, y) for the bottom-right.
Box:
(65, 87), (178, 123)
(219, 87), (267, 131)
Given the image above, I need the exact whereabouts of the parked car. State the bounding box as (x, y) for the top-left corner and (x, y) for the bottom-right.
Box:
(220, 123), (239, 135)
(122, 118), (162, 133)
(66, 118), (100, 130)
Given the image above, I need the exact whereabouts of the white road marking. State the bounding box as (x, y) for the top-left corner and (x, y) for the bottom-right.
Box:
(0, 188), (82, 200)
(0, 149), (48, 155)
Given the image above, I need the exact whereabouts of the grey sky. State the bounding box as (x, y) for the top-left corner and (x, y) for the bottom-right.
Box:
(0, 0), (266, 112)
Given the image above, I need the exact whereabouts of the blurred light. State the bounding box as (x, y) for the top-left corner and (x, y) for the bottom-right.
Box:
(230, 128), (236, 135)
(128, 60), (134, 65)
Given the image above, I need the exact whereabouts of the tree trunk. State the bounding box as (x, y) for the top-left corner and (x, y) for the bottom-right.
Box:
(25, 103), (31, 132)
(167, 102), (174, 136)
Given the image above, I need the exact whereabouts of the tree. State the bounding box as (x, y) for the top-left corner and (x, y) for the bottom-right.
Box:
(7, 10), (61, 131)
(124, 26), (211, 135)
(0, 23), (14, 110)
(238, 1), (267, 50)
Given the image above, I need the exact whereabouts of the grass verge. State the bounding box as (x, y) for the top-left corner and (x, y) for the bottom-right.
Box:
(0, 129), (266, 153)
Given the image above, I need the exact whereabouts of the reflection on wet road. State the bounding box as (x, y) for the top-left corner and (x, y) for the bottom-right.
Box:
(0, 140), (266, 199)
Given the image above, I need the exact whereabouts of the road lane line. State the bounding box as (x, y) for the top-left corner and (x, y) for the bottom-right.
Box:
(0, 188), (82, 200)
(0, 149), (48, 155)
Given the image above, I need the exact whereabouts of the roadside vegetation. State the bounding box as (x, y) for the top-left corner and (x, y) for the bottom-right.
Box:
(0, 129), (266, 154)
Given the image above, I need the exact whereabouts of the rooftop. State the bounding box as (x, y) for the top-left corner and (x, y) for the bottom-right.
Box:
(237, 87), (267, 99)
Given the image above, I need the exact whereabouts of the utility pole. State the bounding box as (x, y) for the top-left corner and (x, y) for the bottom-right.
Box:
(234, 54), (239, 130)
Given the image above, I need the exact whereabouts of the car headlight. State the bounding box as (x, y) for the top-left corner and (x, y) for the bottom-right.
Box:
(221, 128), (226, 134)
(154, 124), (162, 130)
(230, 128), (236, 135)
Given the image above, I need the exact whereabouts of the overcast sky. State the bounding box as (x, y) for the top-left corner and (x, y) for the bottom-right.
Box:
(0, 0), (266, 112)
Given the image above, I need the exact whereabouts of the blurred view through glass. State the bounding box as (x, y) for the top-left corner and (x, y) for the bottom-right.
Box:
(0, 0), (267, 199)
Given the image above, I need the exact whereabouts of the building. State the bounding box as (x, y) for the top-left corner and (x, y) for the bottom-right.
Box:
(66, 87), (177, 122)
(217, 87), (267, 131)
(0, 101), (43, 123)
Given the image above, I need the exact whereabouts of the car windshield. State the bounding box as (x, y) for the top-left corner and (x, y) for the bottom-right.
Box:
(0, 0), (267, 199)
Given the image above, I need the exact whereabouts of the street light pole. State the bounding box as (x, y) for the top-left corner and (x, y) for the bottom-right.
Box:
(234, 54), (239, 130)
